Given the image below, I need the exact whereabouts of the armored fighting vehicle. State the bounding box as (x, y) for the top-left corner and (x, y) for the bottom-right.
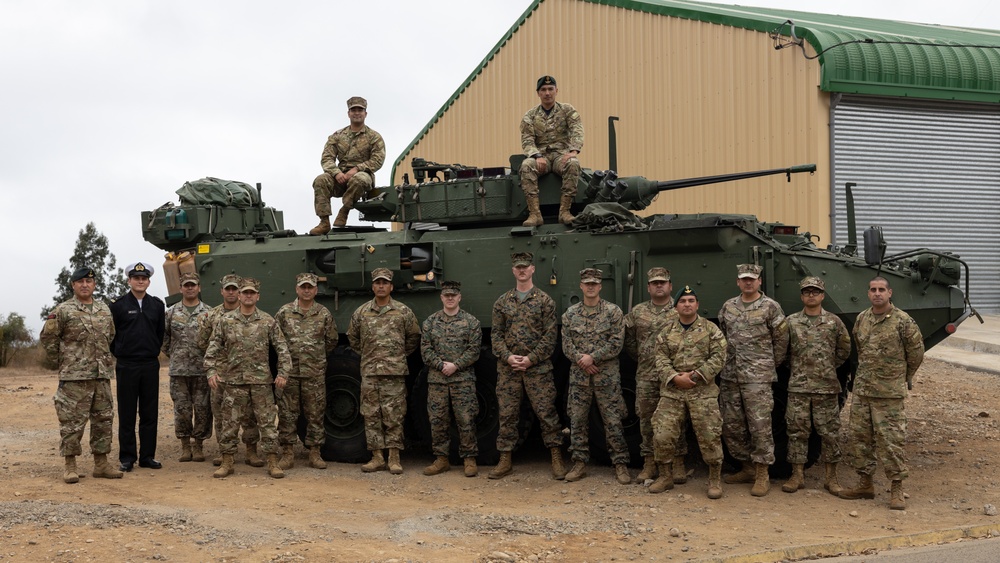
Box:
(142, 132), (979, 471)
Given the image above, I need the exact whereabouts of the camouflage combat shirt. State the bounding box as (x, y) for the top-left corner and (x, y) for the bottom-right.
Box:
(653, 315), (727, 399)
(852, 305), (924, 399)
(624, 300), (677, 383)
(275, 300), (338, 379)
(520, 102), (584, 157)
(347, 298), (420, 377)
(162, 301), (211, 377)
(561, 299), (625, 386)
(787, 309), (851, 394)
(321, 125), (386, 177)
(718, 295), (789, 384)
(204, 308), (292, 384)
(196, 304), (239, 353)
(40, 297), (116, 381)
(421, 309), (482, 384)
(492, 286), (557, 375)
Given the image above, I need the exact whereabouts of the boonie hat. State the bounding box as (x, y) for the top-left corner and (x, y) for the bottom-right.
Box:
(372, 268), (393, 282)
(580, 268), (602, 283)
(297, 273), (319, 287)
(647, 267), (670, 283)
(441, 280), (461, 295)
(347, 96), (367, 109)
(737, 264), (762, 279)
(126, 262), (154, 278)
(221, 274), (242, 289)
(511, 252), (534, 267)
(800, 276), (825, 291)
(71, 267), (96, 282)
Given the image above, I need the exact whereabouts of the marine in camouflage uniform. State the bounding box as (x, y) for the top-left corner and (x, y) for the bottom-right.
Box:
(40, 266), (123, 483)
(717, 263), (789, 497)
(161, 272), (212, 463)
(489, 252), (566, 480)
(782, 276), (851, 495)
(197, 274), (261, 467)
(650, 286), (727, 498)
(840, 277), (924, 510)
(624, 266), (687, 483)
(562, 268), (629, 484)
(519, 75), (584, 226)
(204, 277), (293, 479)
(347, 267), (421, 474)
(274, 272), (338, 471)
(420, 280), (482, 477)
(310, 96), (386, 232)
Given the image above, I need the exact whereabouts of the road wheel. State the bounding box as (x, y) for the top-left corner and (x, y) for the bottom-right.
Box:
(320, 346), (368, 463)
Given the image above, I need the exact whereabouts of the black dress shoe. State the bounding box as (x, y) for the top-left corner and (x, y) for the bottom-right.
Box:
(119, 461), (134, 472)
(139, 458), (162, 469)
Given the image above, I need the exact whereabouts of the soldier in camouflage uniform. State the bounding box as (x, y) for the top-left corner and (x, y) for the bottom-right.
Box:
(781, 276), (851, 495)
(562, 268), (629, 484)
(489, 252), (567, 480)
(310, 96), (386, 233)
(347, 267), (421, 474)
(274, 273), (338, 471)
(840, 276), (924, 510)
(41, 266), (123, 483)
(204, 277), (293, 479)
(197, 274), (262, 468)
(718, 263), (789, 497)
(650, 286), (727, 499)
(624, 266), (689, 484)
(519, 75), (584, 226)
(420, 280), (482, 478)
(162, 272), (212, 463)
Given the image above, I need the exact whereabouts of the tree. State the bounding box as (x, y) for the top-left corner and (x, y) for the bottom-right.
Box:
(40, 222), (130, 319)
(0, 312), (33, 367)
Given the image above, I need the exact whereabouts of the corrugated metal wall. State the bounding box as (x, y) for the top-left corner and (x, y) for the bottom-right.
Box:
(395, 0), (833, 238)
(832, 94), (1000, 312)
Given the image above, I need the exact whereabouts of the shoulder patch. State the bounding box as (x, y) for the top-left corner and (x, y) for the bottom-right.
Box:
(46, 312), (56, 319)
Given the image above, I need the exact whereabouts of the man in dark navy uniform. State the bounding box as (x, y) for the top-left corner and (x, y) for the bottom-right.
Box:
(110, 262), (166, 472)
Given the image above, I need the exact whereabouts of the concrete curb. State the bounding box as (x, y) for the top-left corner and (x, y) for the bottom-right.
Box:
(704, 524), (1000, 562)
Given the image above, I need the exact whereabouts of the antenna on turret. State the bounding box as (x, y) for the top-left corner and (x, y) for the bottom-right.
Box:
(608, 116), (619, 173)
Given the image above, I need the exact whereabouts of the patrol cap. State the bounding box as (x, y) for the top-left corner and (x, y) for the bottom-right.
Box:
(126, 262), (154, 278)
(179, 272), (200, 285)
(71, 267), (96, 282)
(800, 276), (825, 291)
(441, 280), (461, 295)
(347, 96), (367, 109)
(580, 268), (602, 284)
(511, 252), (534, 267)
(647, 267), (670, 283)
(675, 285), (698, 305)
(372, 267), (393, 282)
(536, 75), (557, 90)
(296, 272), (319, 287)
(239, 277), (261, 293)
(737, 264), (762, 279)
(221, 274), (242, 289)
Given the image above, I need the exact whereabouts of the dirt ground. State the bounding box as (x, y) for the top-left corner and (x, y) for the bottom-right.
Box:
(2, 357), (999, 563)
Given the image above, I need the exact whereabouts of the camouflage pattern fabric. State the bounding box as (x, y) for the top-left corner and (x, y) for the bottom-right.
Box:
(570, 203), (649, 233)
(360, 375), (407, 450)
(313, 125), (385, 216)
(492, 287), (562, 451)
(278, 376), (326, 447)
(218, 384), (279, 455)
(169, 376), (212, 440)
(347, 298), (420, 377)
(54, 380), (114, 456)
(197, 304), (236, 355)
(421, 309), (482, 457)
(846, 396), (908, 480)
(314, 171), (374, 216)
(786, 392), (841, 464)
(852, 306), (924, 398)
(162, 301), (211, 376)
(624, 300), (677, 457)
(275, 300), (337, 448)
(519, 101), (584, 198)
(427, 380), (479, 457)
(40, 297), (116, 381)
(787, 309), (851, 394)
(719, 380), (775, 465)
(211, 382), (259, 447)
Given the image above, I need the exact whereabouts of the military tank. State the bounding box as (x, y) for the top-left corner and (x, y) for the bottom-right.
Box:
(141, 130), (980, 470)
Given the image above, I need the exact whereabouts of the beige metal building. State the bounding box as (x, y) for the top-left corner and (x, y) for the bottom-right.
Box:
(389, 0), (1000, 311)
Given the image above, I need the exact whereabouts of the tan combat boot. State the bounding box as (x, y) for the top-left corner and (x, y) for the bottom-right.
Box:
(464, 457), (478, 477)
(723, 462), (756, 484)
(890, 480), (906, 510)
(707, 463), (723, 499)
(93, 453), (123, 479)
(636, 455), (658, 482)
(191, 440), (206, 462)
(332, 207), (351, 228)
(522, 195), (543, 227)
(649, 463), (674, 493)
(309, 446), (327, 469)
(361, 450), (386, 473)
(750, 463), (771, 497)
(266, 453), (285, 479)
(423, 456), (451, 476)
(550, 447), (568, 480)
(614, 464), (631, 485)
(782, 463), (805, 493)
(213, 453), (223, 467)
(277, 445), (295, 470)
(213, 454), (235, 478)
(565, 461), (587, 482)
(388, 448), (403, 475)
(838, 473), (875, 500)
(179, 438), (193, 462)
(63, 455), (80, 484)
(309, 216), (331, 235)
(488, 452), (512, 479)
(673, 455), (688, 484)
(824, 462), (843, 495)
(245, 445), (265, 467)
(558, 194), (575, 225)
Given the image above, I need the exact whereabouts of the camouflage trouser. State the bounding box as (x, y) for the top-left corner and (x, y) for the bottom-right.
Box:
(428, 380), (479, 458)
(637, 377), (688, 458)
(652, 394), (723, 465)
(846, 395), (908, 480)
(496, 367), (562, 451)
(785, 391), (842, 465)
(360, 374), (407, 451)
(313, 171), (374, 217)
(212, 382), (259, 447)
(569, 382), (629, 464)
(719, 380), (775, 465)
(518, 152), (581, 197)
(54, 379), (114, 456)
(169, 376), (212, 441)
(278, 375), (326, 448)
(219, 384), (279, 456)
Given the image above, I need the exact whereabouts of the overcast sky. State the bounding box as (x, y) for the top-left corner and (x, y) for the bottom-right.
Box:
(2, 0), (998, 337)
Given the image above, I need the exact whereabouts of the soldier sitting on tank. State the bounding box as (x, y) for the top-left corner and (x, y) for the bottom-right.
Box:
(309, 96), (386, 234)
(519, 75), (584, 227)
